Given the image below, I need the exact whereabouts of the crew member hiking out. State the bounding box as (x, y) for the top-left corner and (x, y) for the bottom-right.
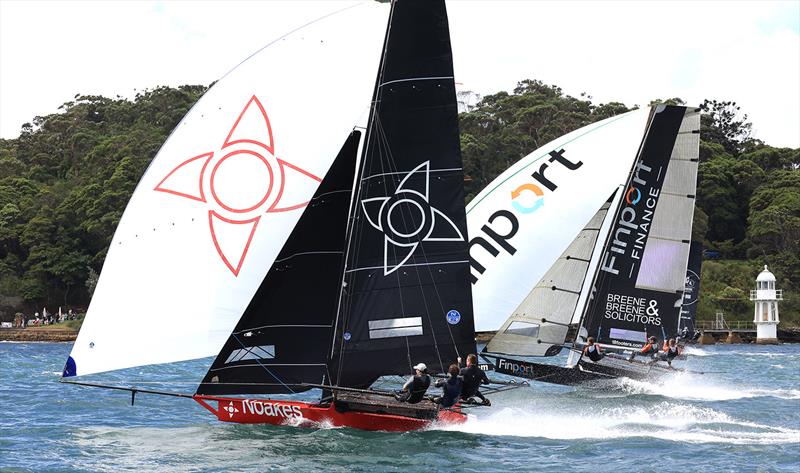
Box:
(583, 337), (604, 362)
(628, 336), (659, 362)
(458, 354), (491, 406)
(395, 363), (431, 404)
(661, 338), (681, 367)
(434, 364), (462, 408)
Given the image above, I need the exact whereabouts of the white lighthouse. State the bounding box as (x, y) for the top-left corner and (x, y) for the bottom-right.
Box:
(750, 265), (782, 344)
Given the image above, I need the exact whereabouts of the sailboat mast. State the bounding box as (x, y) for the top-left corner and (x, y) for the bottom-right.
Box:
(328, 1), (397, 383)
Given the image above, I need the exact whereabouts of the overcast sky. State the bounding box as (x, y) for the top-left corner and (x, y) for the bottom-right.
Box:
(1, 0), (798, 148)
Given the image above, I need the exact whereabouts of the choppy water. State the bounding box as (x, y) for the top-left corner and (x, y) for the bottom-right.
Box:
(1, 342), (798, 472)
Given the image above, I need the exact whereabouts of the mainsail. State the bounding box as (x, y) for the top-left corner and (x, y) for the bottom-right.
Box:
(331, 0), (476, 389)
(196, 132), (359, 395)
(486, 197), (614, 357)
(582, 105), (700, 349)
(64, 5), (389, 377)
(678, 241), (703, 334)
(466, 109), (653, 332)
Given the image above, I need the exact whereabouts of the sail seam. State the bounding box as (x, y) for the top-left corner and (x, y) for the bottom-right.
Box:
(234, 324), (331, 335)
(273, 251), (343, 263)
(361, 167), (462, 181)
(345, 260), (469, 273)
(209, 363), (328, 372)
(379, 76), (454, 87)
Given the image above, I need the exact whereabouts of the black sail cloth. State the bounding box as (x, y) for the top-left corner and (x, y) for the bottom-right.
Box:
(196, 132), (360, 395)
(330, 0), (477, 389)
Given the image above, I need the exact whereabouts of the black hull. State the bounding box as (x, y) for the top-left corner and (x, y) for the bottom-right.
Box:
(485, 354), (669, 387)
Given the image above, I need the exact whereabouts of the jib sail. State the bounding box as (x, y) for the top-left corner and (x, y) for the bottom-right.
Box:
(197, 132), (359, 395)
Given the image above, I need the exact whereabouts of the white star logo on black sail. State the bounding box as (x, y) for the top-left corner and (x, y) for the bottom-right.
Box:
(361, 161), (464, 275)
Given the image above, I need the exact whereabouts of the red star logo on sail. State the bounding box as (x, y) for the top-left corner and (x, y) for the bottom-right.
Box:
(154, 95), (321, 276)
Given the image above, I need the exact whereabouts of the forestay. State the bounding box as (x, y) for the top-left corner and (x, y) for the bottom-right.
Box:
(466, 109), (652, 332)
(64, 4), (389, 377)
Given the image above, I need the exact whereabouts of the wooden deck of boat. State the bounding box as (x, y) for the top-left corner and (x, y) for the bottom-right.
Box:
(334, 391), (439, 420)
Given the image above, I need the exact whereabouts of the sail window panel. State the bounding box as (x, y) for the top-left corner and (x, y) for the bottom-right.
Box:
(609, 328), (647, 343)
(661, 160), (698, 196)
(649, 194), (694, 242)
(368, 317), (423, 339)
(504, 321), (540, 337)
(489, 320), (568, 356)
(224, 345), (276, 364)
(636, 239), (688, 292)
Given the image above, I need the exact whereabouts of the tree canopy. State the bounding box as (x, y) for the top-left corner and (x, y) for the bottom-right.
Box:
(0, 81), (797, 324)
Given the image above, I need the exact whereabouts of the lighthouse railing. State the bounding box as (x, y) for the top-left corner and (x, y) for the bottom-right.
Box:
(750, 289), (783, 301)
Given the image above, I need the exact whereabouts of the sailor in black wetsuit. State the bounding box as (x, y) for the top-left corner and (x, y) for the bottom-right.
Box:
(396, 363), (431, 404)
(434, 364), (463, 408)
(661, 338), (681, 367)
(458, 354), (491, 406)
(582, 337), (604, 362)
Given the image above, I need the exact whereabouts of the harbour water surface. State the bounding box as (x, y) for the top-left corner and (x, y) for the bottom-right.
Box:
(1, 342), (798, 472)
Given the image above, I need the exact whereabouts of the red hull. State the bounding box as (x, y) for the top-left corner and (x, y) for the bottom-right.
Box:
(194, 395), (467, 432)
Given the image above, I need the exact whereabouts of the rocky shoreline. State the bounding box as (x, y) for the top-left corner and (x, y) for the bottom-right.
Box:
(0, 328), (77, 342)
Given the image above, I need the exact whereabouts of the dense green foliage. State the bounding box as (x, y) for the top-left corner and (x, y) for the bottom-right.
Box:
(0, 81), (797, 324)
(0, 86), (206, 318)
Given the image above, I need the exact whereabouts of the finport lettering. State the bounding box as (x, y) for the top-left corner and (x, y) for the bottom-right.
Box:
(497, 358), (535, 377)
(601, 161), (661, 277)
(469, 149), (583, 284)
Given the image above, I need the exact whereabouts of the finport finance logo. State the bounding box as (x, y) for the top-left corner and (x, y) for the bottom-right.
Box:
(469, 148), (582, 284)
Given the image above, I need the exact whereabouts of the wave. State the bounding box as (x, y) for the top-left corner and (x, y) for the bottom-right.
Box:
(682, 346), (713, 356)
(434, 401), (800, 445)
(616, 373), (800, 401)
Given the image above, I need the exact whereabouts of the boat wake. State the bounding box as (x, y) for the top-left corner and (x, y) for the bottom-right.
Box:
(681, 346), (713, 357)
(615, 373), (800, 401)
(434, 401), (800, 444)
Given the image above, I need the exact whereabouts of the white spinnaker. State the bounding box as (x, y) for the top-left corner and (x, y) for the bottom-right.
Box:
(67, 3), (389, 377)
(466, 109), (651, 332)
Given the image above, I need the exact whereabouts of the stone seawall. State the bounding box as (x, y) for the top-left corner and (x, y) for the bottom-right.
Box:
(0, 329), (77, 342)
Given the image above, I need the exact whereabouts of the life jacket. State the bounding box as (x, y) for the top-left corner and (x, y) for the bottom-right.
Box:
(585, 344), (603, 362)
(405, 374), (431, 404)
(460, 365), (487, 397)
(439, 376), (463, 408)
(641, 342), (656, 355)
(666, 345), (680, 359)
